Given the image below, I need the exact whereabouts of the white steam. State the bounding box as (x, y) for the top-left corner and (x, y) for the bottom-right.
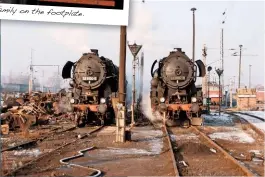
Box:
(140, 93), (163, 128)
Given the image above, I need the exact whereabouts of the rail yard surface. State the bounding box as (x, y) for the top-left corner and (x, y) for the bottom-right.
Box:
(1, 103), (264, 177)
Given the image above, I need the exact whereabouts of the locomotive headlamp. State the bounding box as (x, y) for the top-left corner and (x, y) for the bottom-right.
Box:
(191, 97), (197, 103)
(100, 98), (106, 104)
(160, 97), (165, 103)
(70, 98), (75, 104)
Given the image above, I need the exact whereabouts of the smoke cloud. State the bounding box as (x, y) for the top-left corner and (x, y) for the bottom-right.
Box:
(141, 93), (163, 128)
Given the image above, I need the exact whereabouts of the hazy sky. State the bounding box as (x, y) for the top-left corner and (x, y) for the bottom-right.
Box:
(1, 0), (264, 91)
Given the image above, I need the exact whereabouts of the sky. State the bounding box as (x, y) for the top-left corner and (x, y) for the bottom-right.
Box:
(1, 0), (264, 92)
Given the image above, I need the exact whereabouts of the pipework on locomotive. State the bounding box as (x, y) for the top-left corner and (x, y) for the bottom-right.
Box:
(150, 48), (206, 127)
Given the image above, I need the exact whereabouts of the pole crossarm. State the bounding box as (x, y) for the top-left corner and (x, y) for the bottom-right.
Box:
(31, 65), (60, 74)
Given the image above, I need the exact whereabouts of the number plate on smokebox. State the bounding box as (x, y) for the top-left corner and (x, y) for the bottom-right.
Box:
(170, 76), (185, 80)
(82, 77), (97, 81)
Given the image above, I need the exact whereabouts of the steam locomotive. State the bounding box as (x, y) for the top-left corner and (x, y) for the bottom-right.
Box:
(150, 48), (206, 127)
(62, 49), (120, 126)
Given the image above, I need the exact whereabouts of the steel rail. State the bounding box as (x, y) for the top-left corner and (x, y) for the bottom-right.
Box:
(3, 125), (104, 176)
(163, 126), (180, 177)
(191, 126), (255, 176)
(226, 112), (265, 137)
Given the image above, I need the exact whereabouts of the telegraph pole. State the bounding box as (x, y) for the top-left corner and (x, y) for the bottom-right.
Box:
(238, 44), (243, 88)
(231, 46), (257, 89)
(216, 68), (224, 116)
(220, 9), (226, 106)
(29, 49), (34, 94)
(139, 52), (144, 101)
(229, 78), (233, 108)
(116, 26), (127, 143)
(207, 66), (212, 113)
(191, 7), (197, 63)
(221, 28), (224, 105)
(249, 64), (252, 88)
(202, 44), (207, 97)
(128, 42), (142, 126)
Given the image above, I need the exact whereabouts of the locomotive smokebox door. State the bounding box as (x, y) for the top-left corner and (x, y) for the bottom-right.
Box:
(74, 53), (106, 90)
(161, 55), (195, 89)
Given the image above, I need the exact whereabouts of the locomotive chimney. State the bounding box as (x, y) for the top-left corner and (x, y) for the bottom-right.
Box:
(91, 49), (99, 56)
(176, 48), (182, 52)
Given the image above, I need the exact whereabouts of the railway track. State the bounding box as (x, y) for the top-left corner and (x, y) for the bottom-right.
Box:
(231, 111), (264, 122)
(162, 126), (179, 176)
(3, 125), (104, 176)
(225, 111), (265, 137)
(1, 125), (76, 153)
(166, 125), (257, 176)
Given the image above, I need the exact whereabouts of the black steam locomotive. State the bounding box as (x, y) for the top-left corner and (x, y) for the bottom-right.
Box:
(150, 48), (206, 127)
(62, 49), (120, 126)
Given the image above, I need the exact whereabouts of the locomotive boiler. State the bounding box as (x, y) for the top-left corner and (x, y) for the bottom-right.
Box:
(62, 49), (119, 126)
(150, 48), (206, 127)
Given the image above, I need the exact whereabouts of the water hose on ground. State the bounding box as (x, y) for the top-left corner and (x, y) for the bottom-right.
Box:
(59, 146), (102, 177)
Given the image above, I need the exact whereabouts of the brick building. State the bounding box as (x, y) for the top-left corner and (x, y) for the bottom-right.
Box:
(236, 88), (257, 111)
(256, 90), (264, 103)
(205, 82), (222, 104)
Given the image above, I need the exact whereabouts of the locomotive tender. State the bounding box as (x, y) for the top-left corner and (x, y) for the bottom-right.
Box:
(62, 49), (120, 126)
(150, 48), (206, 127)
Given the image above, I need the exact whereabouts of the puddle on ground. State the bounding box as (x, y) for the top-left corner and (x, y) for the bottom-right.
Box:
(203, 113), (235, 127)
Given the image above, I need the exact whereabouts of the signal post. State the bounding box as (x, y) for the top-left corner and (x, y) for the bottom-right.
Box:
(127, 42), (142, 126)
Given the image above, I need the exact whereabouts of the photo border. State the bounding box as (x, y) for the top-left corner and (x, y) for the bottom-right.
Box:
(0, 0), (130, 25)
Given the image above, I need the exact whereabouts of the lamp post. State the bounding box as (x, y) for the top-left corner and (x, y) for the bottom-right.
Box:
(191, 7), (197, 63)
(238, 45), (243, 88)
(215, 68), (224, 116)
(207, 66), (212, 114)
(249, 64), (252, 88)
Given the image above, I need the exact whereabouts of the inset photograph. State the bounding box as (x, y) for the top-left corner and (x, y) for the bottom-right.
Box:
(0, 0), (124, 10)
